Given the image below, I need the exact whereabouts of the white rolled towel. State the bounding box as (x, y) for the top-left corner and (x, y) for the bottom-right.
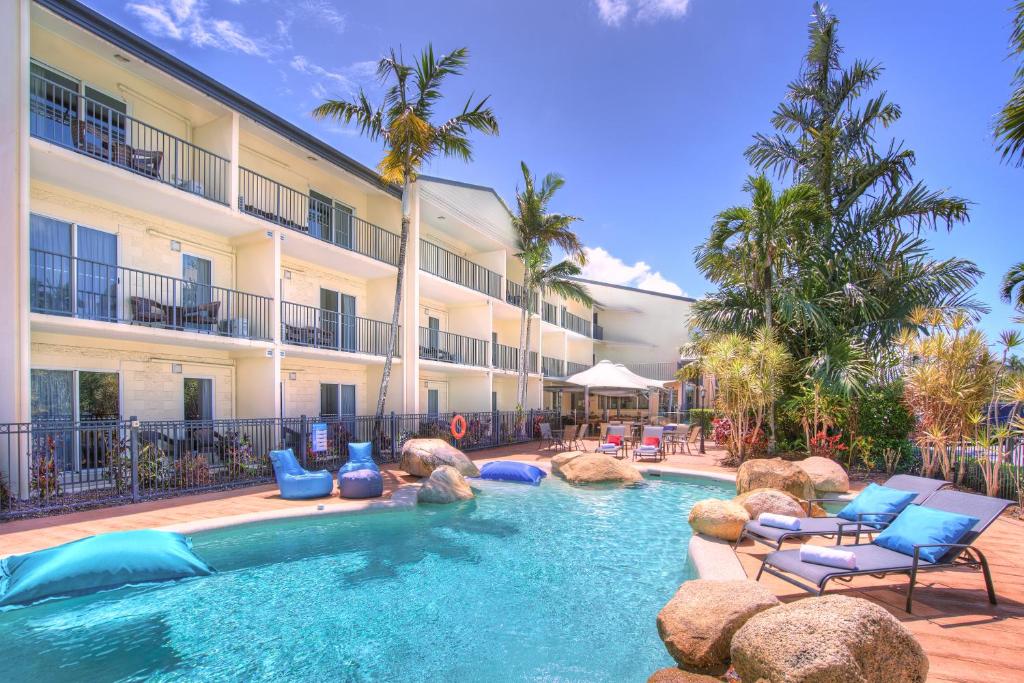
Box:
(800, 544), (857, 570)
(758, 512), (801, 531)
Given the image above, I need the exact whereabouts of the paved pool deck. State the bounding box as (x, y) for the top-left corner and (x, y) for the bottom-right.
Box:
(1, 440), (1021, 681)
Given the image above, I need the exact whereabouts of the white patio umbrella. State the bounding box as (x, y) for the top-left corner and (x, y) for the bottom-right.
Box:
(563, 360), (655, 422)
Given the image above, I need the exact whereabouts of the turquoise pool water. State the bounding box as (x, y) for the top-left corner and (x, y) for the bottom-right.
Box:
(0, 474), (732, 682)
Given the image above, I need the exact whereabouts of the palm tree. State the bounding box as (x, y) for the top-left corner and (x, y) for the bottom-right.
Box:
(1001, 261), (1024, 312)
(995, 2), (1024, 165)
(695, 174), (819, 448)
(510, 162), (590, 409)
(313, 46), (498, 419)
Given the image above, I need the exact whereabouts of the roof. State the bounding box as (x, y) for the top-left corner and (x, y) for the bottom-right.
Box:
(35, 0), (401, 198)
(570, 277), (696, 302)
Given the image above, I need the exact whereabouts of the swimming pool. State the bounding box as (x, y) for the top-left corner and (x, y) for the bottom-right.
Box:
(0, 473), (733, 682)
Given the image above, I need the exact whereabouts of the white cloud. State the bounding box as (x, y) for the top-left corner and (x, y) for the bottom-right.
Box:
(125, 0), (270, 56)
(582, 246), (686, 296)
(290, 55), (378, 99)
(593, 0), (691, 26)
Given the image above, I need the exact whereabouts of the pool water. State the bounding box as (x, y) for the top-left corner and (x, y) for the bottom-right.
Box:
(0, 474), (732, 682)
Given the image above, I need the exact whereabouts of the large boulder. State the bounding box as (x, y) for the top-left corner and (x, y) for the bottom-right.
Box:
(400, 438), (479, 478)
(550, 451), (586, 477)
(647, 668), (723, 683)
(731, 595), (928, 683)
(736, 458), (816, 500)
(657, 579), (780, 673)
(417, 465), (475, 504)
(687, 499), (750, 542)
(554, 452), (642, 484)
(796, 455), (851, 494)
(733, 487), (808, 519)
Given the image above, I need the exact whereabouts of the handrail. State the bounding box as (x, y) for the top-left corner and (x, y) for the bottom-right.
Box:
(561, 307), (592, 337)
(418, 327), (489, 367)
(542, 356), (566, 377)
(541, 301), (559, 325)
(493, 343), (538, 372)
(29, 73), (230, 204)
(281, 301), (399, 356)
(238, 167), (400, 266)
(505, 280), (538, 312)
(29, 249), (272, 340)
(419, 239), (502, 299)
(566, 361), (590, 375)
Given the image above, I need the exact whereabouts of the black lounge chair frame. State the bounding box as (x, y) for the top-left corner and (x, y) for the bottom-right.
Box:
(754, 490), (1010, 613)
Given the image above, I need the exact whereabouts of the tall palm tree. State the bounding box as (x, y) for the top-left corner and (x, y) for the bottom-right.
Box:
(1002, 261), (1024, 311)
(995, 2), (1024, 165)
(313, 46), (498, 419)
(510, 162), (590, 408)
(695, 174), (819, 448)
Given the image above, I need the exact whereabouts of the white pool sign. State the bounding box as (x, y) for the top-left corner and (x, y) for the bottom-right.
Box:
(311, 423), (328, 452)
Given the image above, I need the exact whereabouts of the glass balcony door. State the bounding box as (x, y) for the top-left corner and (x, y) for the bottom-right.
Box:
(30, 369), (120, 472)
(29, 215), (118, 321)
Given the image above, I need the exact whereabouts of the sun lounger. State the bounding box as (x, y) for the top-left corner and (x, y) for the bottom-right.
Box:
(595, 424), (626, 458)
(633, 425), (665, 462)
(756, 489), (1011, 613)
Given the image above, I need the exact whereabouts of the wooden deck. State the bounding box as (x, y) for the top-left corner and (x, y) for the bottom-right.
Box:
(2, 440), (1021, 681)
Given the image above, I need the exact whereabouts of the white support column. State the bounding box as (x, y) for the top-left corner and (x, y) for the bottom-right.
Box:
(0, 0), (30, 497)
(400, 182), (421, 413)
(228, 111), (240, 213)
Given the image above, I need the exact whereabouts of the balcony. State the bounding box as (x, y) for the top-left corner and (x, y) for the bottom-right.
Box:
(29, 74), (230, 205)
(566, 361), (590, 375)
(505, 280), (538, 312)
(239, 168), (400, 266)
(593, 323), (604, 340)
(542, 356), (566, 377)
(420, 240), (502, 299)
(30, 250), (272, 341)
(561, 308), (592, 337)
(620, 361), (680, 381)
(281, 302), (399, 357)
(542, 301), (559, 325)
(419, 328), (489, 367)
(493, 343), (539, 373)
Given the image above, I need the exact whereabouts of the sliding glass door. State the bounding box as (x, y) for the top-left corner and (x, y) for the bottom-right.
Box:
(30, 369), (120, 472)
(29, 214), (118, 321)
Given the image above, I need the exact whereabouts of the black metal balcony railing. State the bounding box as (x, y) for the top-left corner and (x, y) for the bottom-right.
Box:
(280, 301), (399, 357)
(418, 327), (489, 367)
(29, 74), (230, 204)
(505, 280), (538, 312)
(419, 240), (502, 299)
(30, 250), (272, 341)
(238, 168), (400, 266)
(561, 307), (593, 337)
(621, 361), (680, 381)
(542, 356), (566, 377)
(542, 301), (559, 325)
(566, 361), (590, 375)
(593, 323), (604, 340)
(493, 343), (538, 373)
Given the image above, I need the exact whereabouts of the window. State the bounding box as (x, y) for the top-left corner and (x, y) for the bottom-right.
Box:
(182, 254), (213, 330)
(427, 389), (439, 417)
(492, 391), (498, 412)
(31, 369), (120, 471)
(184, 378), (214, 421)
(30, 61), (127, 154)
(428, 316), (440, 349)
(320, 383), (339, 416)
(308, 190), (355, 247)
(30, 216), (119, 321)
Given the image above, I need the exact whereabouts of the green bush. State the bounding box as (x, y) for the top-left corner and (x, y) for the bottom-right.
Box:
(850, 382), (916, 472)
(688, 408), (714, 432)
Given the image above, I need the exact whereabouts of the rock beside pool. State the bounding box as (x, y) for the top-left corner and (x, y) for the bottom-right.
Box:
(687, 499), (750, 542)
(733, 487), (807, 519)
(731, 595), (928, 683)
(657, 579), (780, 673)
(647, 667), (723, 682)
(735, 457), (815, 500)
(795, 455), (851, 493)
(550, 451), (586, 477)
(554, 453), (642, 484)
(400, 438), (480, 478)
(417, 466), (475, 504)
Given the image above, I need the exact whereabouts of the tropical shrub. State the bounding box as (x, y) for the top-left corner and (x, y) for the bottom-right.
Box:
(0, 471), (12, 510)
(225, 432), (264, 480)
(808, 431), (847, 460)
(174, 455), (213, 488)
(850, 382), (916, 472)
(30, 435), (61, 499)
(688, 408), (714, 435)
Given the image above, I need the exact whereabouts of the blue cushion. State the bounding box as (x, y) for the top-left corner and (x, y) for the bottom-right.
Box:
(339, 441), (379, 475)
(874, 504), (979, 563)
(479, 461), (547, 485)
(837, 483), (917, 527)
(0, 530), (213, 608)
(339, 468), (384, 499)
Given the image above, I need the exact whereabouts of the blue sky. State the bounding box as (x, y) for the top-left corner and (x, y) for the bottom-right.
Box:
(87, 0), (1022, 338)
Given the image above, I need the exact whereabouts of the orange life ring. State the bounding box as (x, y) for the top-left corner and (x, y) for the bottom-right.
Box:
(450, 414), (468, 440)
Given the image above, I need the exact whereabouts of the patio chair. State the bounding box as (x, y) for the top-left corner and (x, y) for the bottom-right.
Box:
(633, 426), (665, 461)
(688, 426), (702, 449)
(268, 448), (333, 500)
(561, 424), (578, 452)
(739, 474), (951, 550)
(595, 425), (627, 458)
(572, 423), (589, 450)
(755, 489), (1011, 613)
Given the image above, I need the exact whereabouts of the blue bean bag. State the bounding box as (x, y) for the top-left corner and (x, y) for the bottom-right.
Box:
(479, 461), (547, 485)
(339, 468), (384, 499)
(0, 530), (213, 608)
(339, 441), (380, 475)
(269, 448), (334, 500)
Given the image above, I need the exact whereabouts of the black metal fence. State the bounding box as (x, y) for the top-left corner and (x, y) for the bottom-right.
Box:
(561, 307), (592, 337)
(908, 444), (1023, 501)
(418, 327), (489, 367)
(0, 409), (555, 520)
(30, 73), (230, 204)
(419, 239), (502, 299)
(281, 301), (398, 356)
(542, 301), (559, 325)
(493, 343), (538, 372)
(238, 167), (400, 266)
(30, 249), (273, 341)
(542, 356), (565, 377)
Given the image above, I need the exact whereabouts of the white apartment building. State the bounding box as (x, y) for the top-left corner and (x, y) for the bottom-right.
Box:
(0, 0), (694, 438)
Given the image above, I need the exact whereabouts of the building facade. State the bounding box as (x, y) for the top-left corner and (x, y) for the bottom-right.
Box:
(1, 0), (695, 438)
